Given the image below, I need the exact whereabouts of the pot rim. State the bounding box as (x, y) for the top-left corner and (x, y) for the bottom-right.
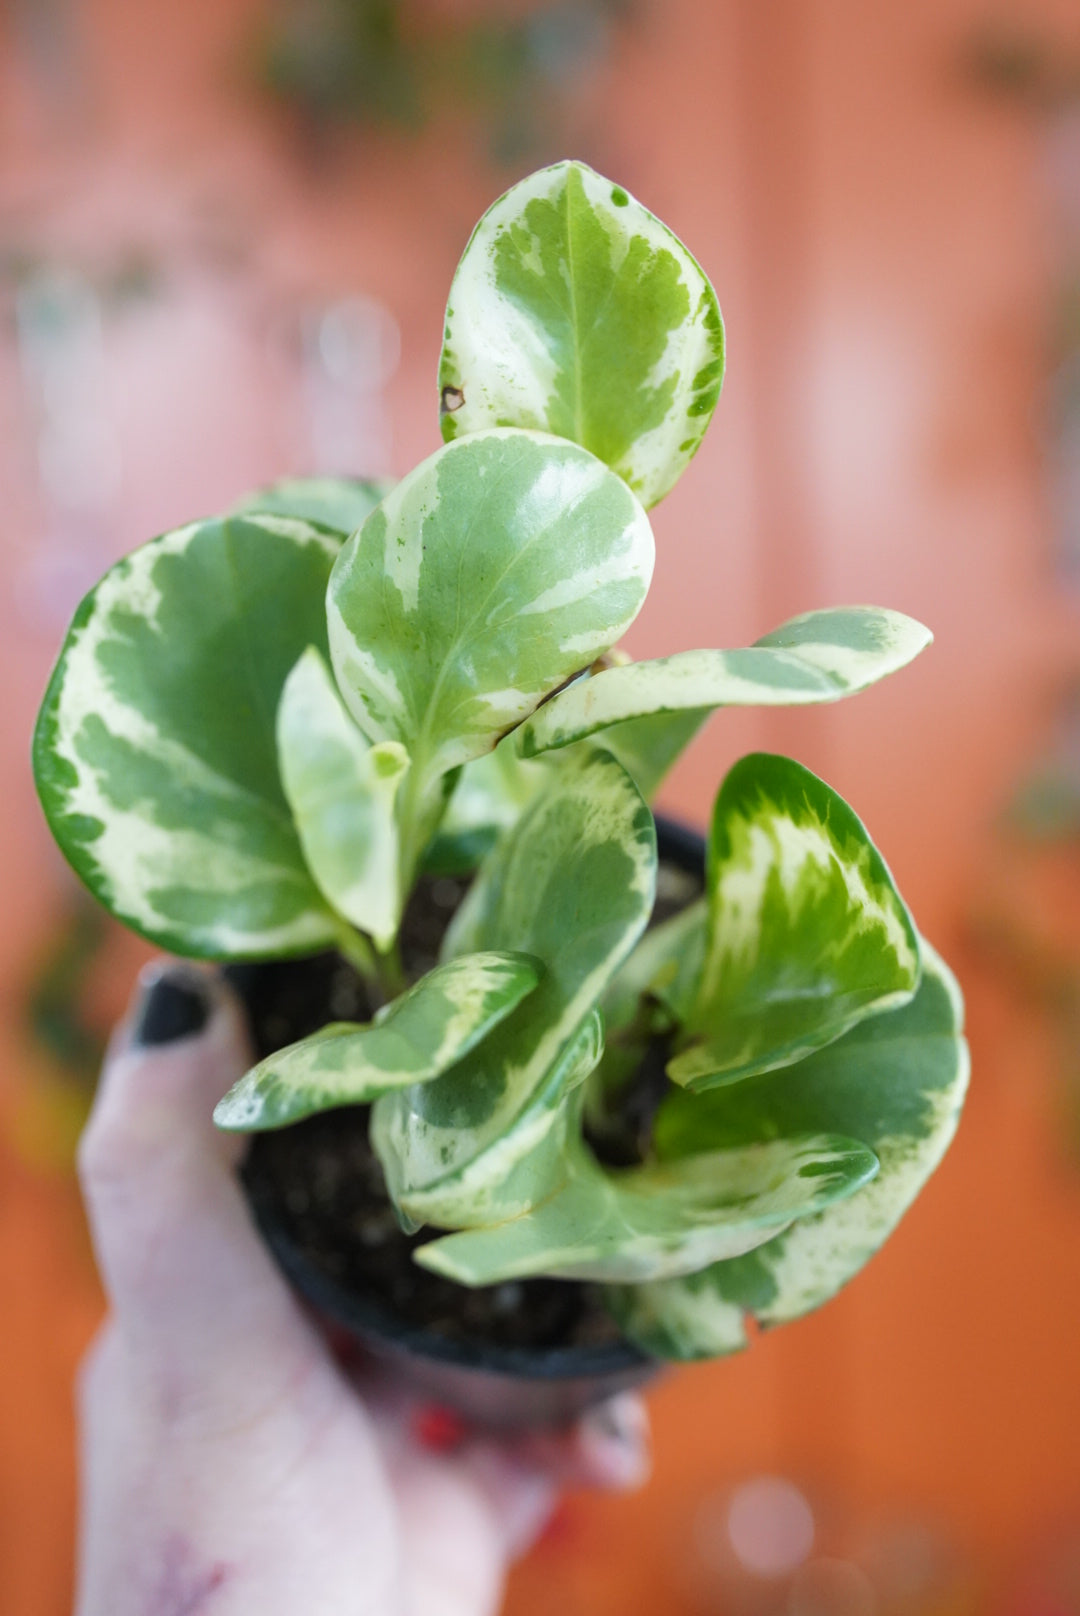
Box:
(236, 811), (705, 1384)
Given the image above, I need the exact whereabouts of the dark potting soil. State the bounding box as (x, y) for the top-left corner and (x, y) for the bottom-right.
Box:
(232, 859), (702, 1356)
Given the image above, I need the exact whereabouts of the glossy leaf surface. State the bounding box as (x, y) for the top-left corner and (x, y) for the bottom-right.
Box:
(327, 429), (654, 868)
(214, 951), (542, 1130)
(372, 748), (656, 1227)
(669, 755), (920, 1089)
(519, 607), (932, 757)
(33, 515), (342, 959)
(612, 943), (968, 1357)
(277, 648), (409, 949)
(439, 160), (724, 509)
(416, 1130), (877, 1286)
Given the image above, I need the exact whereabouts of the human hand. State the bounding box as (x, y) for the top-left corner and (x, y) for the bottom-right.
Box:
(75, 965), (650, 1616)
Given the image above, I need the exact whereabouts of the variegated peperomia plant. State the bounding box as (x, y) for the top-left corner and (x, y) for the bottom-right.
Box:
(32, 161), (968, 1361)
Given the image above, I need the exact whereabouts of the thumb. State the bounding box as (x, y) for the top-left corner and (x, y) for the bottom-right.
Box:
(80, 963), (314, 1376)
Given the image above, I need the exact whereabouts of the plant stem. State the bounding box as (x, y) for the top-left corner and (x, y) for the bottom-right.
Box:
(333, 922), (379, 983)
(376, 937), (408, 1001)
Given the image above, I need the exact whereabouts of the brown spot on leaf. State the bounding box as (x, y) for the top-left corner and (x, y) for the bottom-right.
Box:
(440, 384), (465, 415)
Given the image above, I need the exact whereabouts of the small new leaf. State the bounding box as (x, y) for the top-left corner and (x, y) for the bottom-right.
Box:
(277, 648), (409, 950)
(439, 160), (725, 509)
(214, 950), (542, 1130)
(669, 754), (920, 1089)
(519, 607), (932, 757)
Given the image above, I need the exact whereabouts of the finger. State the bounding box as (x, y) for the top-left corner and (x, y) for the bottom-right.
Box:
(79, 963), (315, 1379)
(382, 1437), (552, 1616)
(352, 1355), (652, 1500)
(509, 1392), (652, 1493)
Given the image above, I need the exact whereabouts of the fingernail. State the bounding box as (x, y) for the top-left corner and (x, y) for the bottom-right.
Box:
(580, 1392), (651, 1488)
(132, 966), (213, 1047)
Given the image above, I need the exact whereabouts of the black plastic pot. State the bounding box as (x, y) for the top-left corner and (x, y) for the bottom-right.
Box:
(230, 815), (705, 1429)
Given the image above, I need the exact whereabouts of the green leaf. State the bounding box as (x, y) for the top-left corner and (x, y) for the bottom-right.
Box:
(371, 747), (656, 1227)
(594, 707), (712, 800)
(601, 898), (707, 1037)
(439, 160), (724, 510)
(615, 942), (968, 1358)
(426, 736), (550, 875)
(519, 607), (933, 757)
(327, 428), (653, 874)
(276, 648), (409, 950)
(214, 950), (543, 1130)
(233, 475), (392, 534)
(33, 515), (343, 959)
(669, 754), (920, 1090)
(415, 1129), (878, 1286)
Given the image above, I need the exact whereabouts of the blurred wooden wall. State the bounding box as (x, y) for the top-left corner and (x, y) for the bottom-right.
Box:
(2, 1), (1080, 1611)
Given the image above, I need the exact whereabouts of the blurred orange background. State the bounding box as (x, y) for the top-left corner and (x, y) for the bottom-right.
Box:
(3, 1), (1080, 1612)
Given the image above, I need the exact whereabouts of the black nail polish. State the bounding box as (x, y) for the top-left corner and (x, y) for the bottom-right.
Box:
(133, 971), (212, 1047)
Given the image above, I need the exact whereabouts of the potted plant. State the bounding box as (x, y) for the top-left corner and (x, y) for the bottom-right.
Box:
(32, 161), (968, 1427)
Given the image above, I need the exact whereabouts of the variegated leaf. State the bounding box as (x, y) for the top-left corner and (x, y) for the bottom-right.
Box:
(426, 735), (550, 875)
(214, 950), (542, 1130)
(611, 942), (968, 1358)
(388, 1008), (607, 1233)
(415, 1129), (877, 1286)
(233, 475), (392, 535)
(594, 707), (713, 800)
(371, 748), (656, 1228)
(519, 607), (933, 757)
(327, 428), (653, 875)
(669, 754), (920, 1090)
(602, 898), (707, 1036)
(277, 648), (409, 950)
(33, 515), (343, 959)
(439, 161), (724, 510)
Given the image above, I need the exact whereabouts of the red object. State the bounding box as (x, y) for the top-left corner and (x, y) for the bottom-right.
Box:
(412, 1404), (469, 1453)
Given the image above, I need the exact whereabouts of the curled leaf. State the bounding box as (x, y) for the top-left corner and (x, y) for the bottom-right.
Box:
(614, 943), (968, 1358)
(372, 748), (655, 1227)
(415, 1130), (878, 1286)
(669, 754), (920, 1089)
(214, 950), (542, 1130)
(519, 607), (933, 757)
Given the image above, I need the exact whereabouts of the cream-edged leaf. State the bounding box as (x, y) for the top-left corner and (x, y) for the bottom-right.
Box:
(33, 515), (343, 959)
(327, 429), (654, 877)
(277, 648), (409, 950)
(519, 607), (933, 757)
(613, 942), (968, 1358)
(669, 755), (920, 1090)
(439, 161), (724, 509)
(415, 1130), (877, 1286)
(371, 748), (656, 1228)
(214, 950), (542, 1130)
